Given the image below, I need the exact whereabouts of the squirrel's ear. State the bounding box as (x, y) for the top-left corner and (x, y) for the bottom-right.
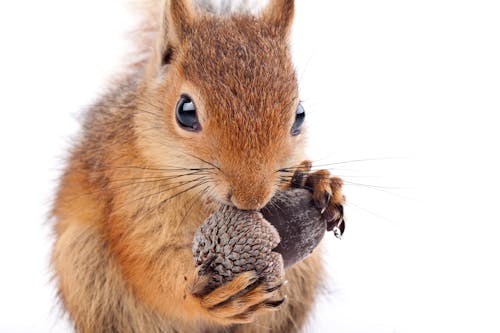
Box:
(148, 0), (194, 75)
(166, 0), (194, 41)
(262, 0), (295, 37)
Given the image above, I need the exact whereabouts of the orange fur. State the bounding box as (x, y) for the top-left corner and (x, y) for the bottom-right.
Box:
(52, 1), (329, 332)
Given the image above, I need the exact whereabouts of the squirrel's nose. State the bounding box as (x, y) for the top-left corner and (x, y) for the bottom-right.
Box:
(227, 183), (273, 211)
(230, 196), (267, 211)
(230, 195), (262, 211)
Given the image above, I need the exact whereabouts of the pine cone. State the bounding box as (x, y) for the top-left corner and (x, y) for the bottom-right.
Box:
(192, 189), (326, 292)
(193, 206), (283, 291)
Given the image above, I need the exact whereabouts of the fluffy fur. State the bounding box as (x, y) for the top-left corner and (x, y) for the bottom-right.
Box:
(51, 1), (342, 332)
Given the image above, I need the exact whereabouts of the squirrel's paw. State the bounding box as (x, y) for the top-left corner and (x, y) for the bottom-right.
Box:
(291, 160), (346, 238)
(190, 270), (285, 324)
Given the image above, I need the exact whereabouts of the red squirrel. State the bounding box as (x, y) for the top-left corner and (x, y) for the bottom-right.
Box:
(51, 0), (345, 332)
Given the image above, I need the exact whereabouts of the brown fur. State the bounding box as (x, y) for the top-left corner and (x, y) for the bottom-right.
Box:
(52, 1), (332, 332)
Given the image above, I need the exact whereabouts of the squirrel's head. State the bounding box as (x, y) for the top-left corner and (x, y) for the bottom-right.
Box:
(137, 0), (305, 210)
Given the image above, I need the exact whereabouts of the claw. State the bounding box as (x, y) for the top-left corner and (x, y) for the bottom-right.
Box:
(333, 226), (342, 239)
(324, 191), (332, 204)
(332, 218), (345, 239)
(266, 283), (283, 293)
(265, 296), (287, 308)
(288, 162), (346, 239)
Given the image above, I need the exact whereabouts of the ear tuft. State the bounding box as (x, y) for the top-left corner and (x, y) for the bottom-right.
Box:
(147, 0), (194, 76)
(263, 0), (295, 37)
(169, 0), (194, 39)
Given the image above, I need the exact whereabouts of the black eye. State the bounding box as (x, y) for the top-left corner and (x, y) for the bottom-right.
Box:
(176, 95), (201, 132)
(291, 103), (305, 136)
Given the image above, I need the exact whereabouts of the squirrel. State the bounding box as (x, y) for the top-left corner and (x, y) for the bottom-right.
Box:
(51, 0), (346, 332)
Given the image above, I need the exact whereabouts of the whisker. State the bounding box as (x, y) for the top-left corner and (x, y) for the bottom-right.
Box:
(107, 171), (213, 184)
(277, 166), (366, 174)
(136, 180), (213, 222)
(342, 180), (408, 190)
(115, 176), (209, 212)
(279, 176), (411, 200)
(310, 157), (405, 168)
(279, 174), (384, 180)
(179, 185), (211, 225)
(100, 174), (213, 196)
(345, 200), (397, 224)
(278, 173), (385, 181)
(343, 183), (413, 200)
(277, 157), (405, 173)
(297, 52), (314, 86)
(278, 174), (407, 191)
(181, 152), (222, 173)
(105, 165), (216, 172)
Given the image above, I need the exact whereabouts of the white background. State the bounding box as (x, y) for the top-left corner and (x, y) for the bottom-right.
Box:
(1, 0), (499, 332)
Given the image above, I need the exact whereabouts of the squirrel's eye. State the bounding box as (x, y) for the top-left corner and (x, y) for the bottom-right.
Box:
(176, 95), (201, 132)
(291, 103), (305, 136)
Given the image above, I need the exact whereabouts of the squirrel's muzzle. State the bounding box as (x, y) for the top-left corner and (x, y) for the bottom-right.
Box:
(226, 174), (275, 210)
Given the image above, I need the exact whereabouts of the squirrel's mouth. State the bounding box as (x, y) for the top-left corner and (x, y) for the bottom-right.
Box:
(226, 186), (275, 211)
(214, 196), (263, 211)
(207, 189), (272, 212)
(206, 173), (280, 211)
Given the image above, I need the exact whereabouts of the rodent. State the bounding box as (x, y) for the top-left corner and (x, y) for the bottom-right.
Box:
(51, 0), (346, 332)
